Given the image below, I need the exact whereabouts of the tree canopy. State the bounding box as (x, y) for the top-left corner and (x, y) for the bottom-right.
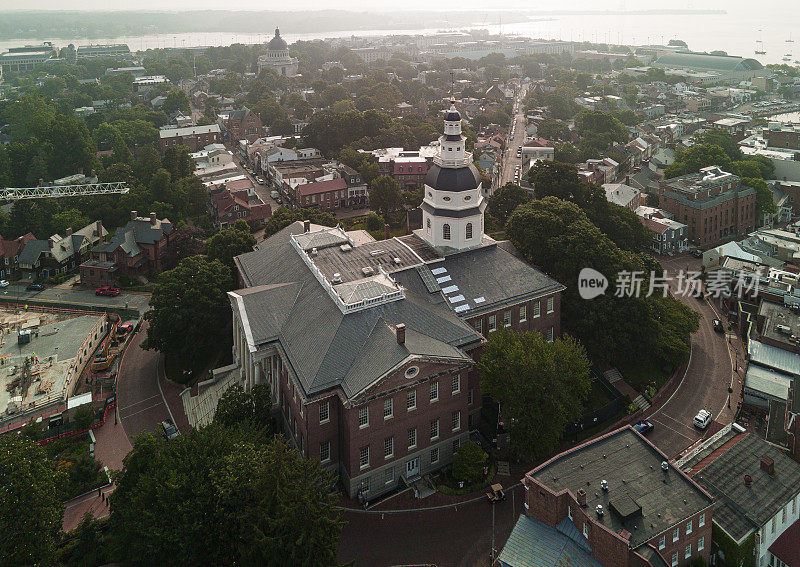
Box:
(479, 330), (593, 461)
(487, 182), (530, 226)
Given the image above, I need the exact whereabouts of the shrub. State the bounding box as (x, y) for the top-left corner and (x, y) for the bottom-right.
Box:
(452, 440), (489, 486)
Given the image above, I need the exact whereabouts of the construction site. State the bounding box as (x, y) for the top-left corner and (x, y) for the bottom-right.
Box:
(0, 306), (113, 421)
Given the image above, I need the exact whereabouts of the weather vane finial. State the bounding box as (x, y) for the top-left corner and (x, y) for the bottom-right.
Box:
(449, 71), (455, 103)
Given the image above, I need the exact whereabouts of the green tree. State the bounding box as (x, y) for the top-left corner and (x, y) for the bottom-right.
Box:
(0, 434), (66, 566)
(264, 207), (337, 238)
(143, 256), (231, 369)
(479, 330), (592, 461)
(743, 177), (777, 217)
(369, 175), (403, 216)
(52, 208), (90, 236)
(664, 144), (732, 178)
(108, 428), (343, 566)
(487, 182), (530, 225)
(205, 219), (256, 274)
(452, 440), (488, 485)
(537, 118), (571, 141)
(214, 383), (272, 429)
(73, 403), (95, 430)
(162, 89), (190, 115)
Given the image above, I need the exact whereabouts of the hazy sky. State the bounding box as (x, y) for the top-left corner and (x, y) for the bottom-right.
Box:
(0, 0), (729, 11)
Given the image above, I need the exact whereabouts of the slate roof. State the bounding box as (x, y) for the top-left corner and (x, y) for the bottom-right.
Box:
(498, 514), (602, 567)
(691, 433), (800, 543)
(18, 223), (106, 266)
(233, 222), (481, 398)
(529, 427), (713, 549)
(93, 217), (173, 257)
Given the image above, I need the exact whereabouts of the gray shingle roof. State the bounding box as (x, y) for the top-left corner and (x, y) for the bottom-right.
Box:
(94, 218), (172, 257)
(499, 515), (602, 567)
(234, 222), (480, 398)
(693, 434), (800, 543)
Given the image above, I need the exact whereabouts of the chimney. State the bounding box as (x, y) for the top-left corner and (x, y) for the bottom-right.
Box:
(303, 219), (310, 233)
(384, 223), (391, 240)
(131, 210), (138, 221)
(396, 323), (406, 344)
(760, 456), (775, 475)
(744, 474), (753, 487)
(625, 175), (631, 186)
(150, 212), (157, 224)
(577, 488), (587, 507)
(95, 220), (103, 241)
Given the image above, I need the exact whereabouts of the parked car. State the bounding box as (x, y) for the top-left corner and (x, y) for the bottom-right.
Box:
(160, 419), (180, 440)
(26, 283), (44, 291)
(256, 176), (265, 185)
(693, 409), (713, 429)
(713, 319), (725, 333)
(0, 280), (8, 288)
(95, 286), (121, 297)
(633, 420), (654, 435)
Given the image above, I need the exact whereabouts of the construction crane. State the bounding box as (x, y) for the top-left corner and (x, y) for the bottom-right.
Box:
(0, 181), (129, 201)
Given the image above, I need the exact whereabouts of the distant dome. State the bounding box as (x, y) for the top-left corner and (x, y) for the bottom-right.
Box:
(268, 28), (288, 51)
(444, 108), (461, 122)
(425, 162), (481, 193)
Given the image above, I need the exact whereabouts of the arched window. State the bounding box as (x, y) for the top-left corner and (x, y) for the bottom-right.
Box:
(442, 223), (451, 240)
(466, 223), (473, 240)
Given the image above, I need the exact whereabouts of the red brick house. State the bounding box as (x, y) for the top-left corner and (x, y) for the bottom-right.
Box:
(500, 426), (714, 567)
(0, 233), (35, 279)
(211, 188), (271, 228)
(220, 107), (263, 144)
(80, 211), (174, 286)
(292, 178), (348, 211)
(159, 124), (221, 154)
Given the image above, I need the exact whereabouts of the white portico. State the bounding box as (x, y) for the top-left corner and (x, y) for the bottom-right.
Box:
(420, 99), (487, 251)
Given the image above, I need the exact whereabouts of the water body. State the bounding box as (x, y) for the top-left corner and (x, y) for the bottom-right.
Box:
(0, 5), (799, 66)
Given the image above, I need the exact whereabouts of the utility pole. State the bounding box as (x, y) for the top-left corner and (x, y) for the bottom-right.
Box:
(490, 501), (496, 564)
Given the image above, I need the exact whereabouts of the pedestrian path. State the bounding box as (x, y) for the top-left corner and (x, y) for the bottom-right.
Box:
(604, 368), (651, 410)
(603, 368), (624, 384)
(62, 485), (114, 532)
(632, 395), (652, 411)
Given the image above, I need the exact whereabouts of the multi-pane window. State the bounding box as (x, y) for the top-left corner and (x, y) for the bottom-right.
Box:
(699, 513), (705, 528)
(547, 297), (554, 313)
(442, 223), (451, 240)
(488, 315), (497, 332)
(319, 401), (329, 423)
(358, 407), (369, 428)
(384, 398), (393, 419)
(503, 310), (511, 327)
(474, 319), (483, 334)
(672, 527), (680, 543)
(430, 447), (439, 464)
(698, 537), (704, 552)
(452, 411), (461, 431)
(320, 441), (330, 463)
(384, 437), (394, 459)
(583, 524), (588, 538)
(546, 327), (554, 342)
(452, 439), (460, 453)
(520, 305), (527, 322)
(658, 536), (665, 550)
(430, 419), (439, 440)
(671, 553), (678, 567)
(359, 446), (369, 469)
(468, 389), (474, 405)
(685, 544), (692, 559)
(430, 382), (439, 402)
(408, 428), (417, 449)
(407, 390), (417, 410)
(533, 301), (541, 318)
(686, 520), (692, 535)
(452, 374), (460, 394)
(385, 467), (394, 484)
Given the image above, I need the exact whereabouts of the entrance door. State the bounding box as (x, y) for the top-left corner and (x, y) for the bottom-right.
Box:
(406, 457), (420, 478)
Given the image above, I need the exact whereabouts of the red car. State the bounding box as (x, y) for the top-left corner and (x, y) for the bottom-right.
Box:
(95, 286), (121, 297)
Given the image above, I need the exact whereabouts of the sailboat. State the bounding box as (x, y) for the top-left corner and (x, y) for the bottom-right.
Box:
(755, 39), (766, 55)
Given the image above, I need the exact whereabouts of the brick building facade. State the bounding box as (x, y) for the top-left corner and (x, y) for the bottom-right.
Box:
(658, 166), (756, 248)
(158, 124), (222, 153)
(220, 107), (263, 144)
(500, 427), (714, 567)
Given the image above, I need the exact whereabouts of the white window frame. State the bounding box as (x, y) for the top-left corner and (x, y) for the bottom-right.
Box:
(698, 537), (704, 552)
(699, 513), (705, 528)
(686, 520), (692, 535)
(430, 447), (439, 464)
(547, 297), (554, 314)
(407, 390), (416, 411)
(685, 544), (692, 559)
(384, 437), (394, 459)
(503, 310), (511, 327)
(673, 527), (680, 543)
(320, 440), (330, 463)
(488, 315), (497, 332)
(408, 428), (417, 449)
(385, 467), (394, 484)
(533, 301), (541, 318)
(384, 398), (393, 420)
(358, 407), (369, 429)
(519, 305), (527, 323)
(671, 553), (678, 567)
(452, 411), (461, 432)
(430, 382), (438, 402)
(452, 374), (460, 394)
(430, 419), (439, 441)
(659, 535), (665, 550)
(359, 446), (369, 470)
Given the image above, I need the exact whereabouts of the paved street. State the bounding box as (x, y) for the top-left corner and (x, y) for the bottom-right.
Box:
(498, 86), (528, 188)
(116, 321), (179, 442)
(0, 281), (150, 314)
(643, 253), (742, 459)
(338, 484), (523, 567)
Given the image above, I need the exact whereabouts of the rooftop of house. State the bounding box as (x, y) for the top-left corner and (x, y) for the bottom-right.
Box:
(681, 432), (800, 543)
(602, 183), (640, 207)
(18, 222), (106, 266)
(295, 177), (348, 197)
(499, 515), (602, 567)
(749, 339), (800, 376)
(769, 519), (800, 567)
(92, 214), (172, 258)
(758, 300), (800, 347)
(660, 166), (739, 194)
(528, 426), (714, 549)
(158, 124), (220, 138)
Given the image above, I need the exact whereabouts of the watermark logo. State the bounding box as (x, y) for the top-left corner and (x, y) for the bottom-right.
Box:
(578, 268), (760, 300)
(578, 268), (609, 300)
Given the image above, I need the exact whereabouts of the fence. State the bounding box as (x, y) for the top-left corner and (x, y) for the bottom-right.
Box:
(38, 394), (117, 445)
(565, 367), (627, 437)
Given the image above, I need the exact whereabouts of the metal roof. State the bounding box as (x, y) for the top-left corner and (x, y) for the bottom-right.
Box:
(498, 515), (602, 567)
(748, 340), (800, 376)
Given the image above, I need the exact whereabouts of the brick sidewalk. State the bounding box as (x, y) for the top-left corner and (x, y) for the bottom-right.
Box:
(62, 485), (114, 532)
